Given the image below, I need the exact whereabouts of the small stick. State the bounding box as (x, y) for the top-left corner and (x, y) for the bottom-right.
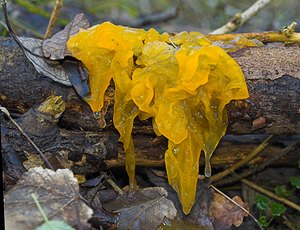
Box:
(210, 0), (272, 34)
(210, 135), (273, 183)
(2, 0), (46, 58)
(207, 31), (300, 43)
(210, 184), (263, 230)
(281, 21), (298, 37)
(242, 179), (300, 212)
(44, 0), (63, 39)
(0, 106), (54, 170)
(214, 141), (299, 187)
(106, 178), (124, 196)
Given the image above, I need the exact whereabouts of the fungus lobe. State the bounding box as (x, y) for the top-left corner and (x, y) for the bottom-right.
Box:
(67, 22), (249, 214)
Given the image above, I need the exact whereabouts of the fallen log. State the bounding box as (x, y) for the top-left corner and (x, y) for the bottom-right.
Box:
(1, 91), (299, 191)
(1, 37), (300, 189)
(1, 37), (299, 134)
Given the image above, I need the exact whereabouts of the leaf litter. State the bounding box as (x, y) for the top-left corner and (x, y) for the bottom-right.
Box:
(42, 13), (90, 60)
(103, 187), (177, 230)
(3, 6), (91, 95)
(4, 167), (93, 230)
(2, 7), (265, 229)
(210, 193), (249, 230)
(17, 36), (72, 86)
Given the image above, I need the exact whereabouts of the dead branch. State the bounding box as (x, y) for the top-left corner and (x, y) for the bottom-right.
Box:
(210, 0), (272, 34)
(207, 30), (300, 44)
(1, 37), (299, 135)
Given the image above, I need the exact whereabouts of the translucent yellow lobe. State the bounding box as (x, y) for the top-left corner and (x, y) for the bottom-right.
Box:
(67, 22), (249, 214)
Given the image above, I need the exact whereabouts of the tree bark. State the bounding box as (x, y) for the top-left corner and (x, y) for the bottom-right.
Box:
(2, 102), (299, 179)
(1, 37), (299, 135)
(1, 36), (299, 189)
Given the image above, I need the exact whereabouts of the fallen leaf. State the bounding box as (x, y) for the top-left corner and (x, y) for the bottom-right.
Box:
(18, 37), (71, 86)
(4, 167), (93, 230)
(42, 13), (90, 60)
(61, 60), (90, 98)
(210, 193), (249, 230)
(18, 37), (90, 97)
(104, 187), (177, 230)
(145, 169), (214, 230)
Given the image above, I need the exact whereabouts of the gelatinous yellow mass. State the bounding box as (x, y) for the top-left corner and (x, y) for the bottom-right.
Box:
(212, 35), (264, 53)
(67, 22), (249, 214)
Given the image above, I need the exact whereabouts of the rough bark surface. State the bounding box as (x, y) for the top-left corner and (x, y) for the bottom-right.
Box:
(1, 37), (299, 189)
(2, 106), (299, 179)
(1, 37), (299, 134)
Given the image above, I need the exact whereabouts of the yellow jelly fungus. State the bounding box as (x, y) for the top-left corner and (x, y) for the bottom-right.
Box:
(67, 22), (249, 214)
(213, 35), (264, 53)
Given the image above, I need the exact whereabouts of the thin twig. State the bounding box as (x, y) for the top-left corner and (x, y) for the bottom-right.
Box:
(0, 106), (54, 170)
(210, 135), (273, 183)
(281, 21), (298, 37)
(2, 0), (46, 58)
(242, 179), (300, 212)
(44, 0), (63, 39)
(207, 31), (300, 43)
(210, 0), (272, 34)
(282, 215), (299, 230)
(214, 141), (299, 186)
(106, 178), (124, 196)
(210, 184), (263, 230)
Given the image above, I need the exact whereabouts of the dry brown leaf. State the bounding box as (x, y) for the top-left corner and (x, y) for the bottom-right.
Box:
(4, 167), (93, 230)
(104, 187), (177, 230)
(42, 13), (90, 60)
(17, 37), (90, 98)
(61, 60), (90, 98)
(18, 37), (71, 86)
(210, 193), (249, 230)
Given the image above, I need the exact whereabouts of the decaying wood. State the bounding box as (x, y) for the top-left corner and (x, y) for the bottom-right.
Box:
(1, 37), (299, 135)
(1, 37), (300, 187)
(2, 94), (299, 190)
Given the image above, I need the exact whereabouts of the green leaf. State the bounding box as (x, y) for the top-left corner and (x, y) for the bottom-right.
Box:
(255, 194), (269, 211)
(36, 220), (75, 230)
(258, 216), (271, 228)
(274, 185), (292, 198)
(289, 176), (300, 189)
(269, 202), (286, 216)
